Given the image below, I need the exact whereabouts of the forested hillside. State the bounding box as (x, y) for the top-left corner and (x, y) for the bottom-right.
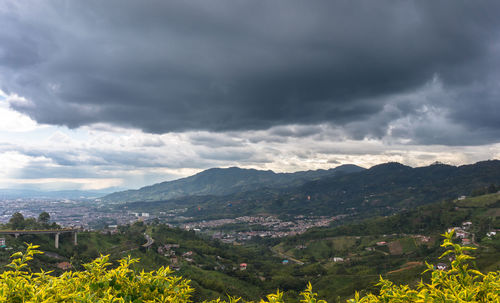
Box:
(2, 232), (499, 302)
(2, 192), (499, 301)
(103, 165), (364, 203)
(118, 160), (500, 221)
(3, 233), (498, 302)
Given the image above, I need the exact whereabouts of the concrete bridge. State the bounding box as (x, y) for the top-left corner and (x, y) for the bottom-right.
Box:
(0, 229), (78, 248)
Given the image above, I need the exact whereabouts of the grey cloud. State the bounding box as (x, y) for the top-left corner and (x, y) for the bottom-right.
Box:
(343, 103), (405, 140)
(316, 143), (388, 156)
(1, 1), (500, 146)
(21, 150), (83, 166)
(2, 138), (256, 174)
(12, 163), (98, 179)
(197, 148), (254, 162)
(416, 154), (438, 161)
(269, 125), (323, 138)
(0, 144), (85, 167)
(398, 121), (500, 146)
(2, 144), (161, 169)
(448, 83), (500, 132)
(138, 138), (165, 148)
(189, 133), (245, 148)
(382, 79), (500, 146)
(247, 135), (289, 144)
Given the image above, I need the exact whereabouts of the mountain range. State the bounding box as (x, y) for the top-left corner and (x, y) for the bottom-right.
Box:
(102, 164), (365, 203)
(109, 160), (500, 220)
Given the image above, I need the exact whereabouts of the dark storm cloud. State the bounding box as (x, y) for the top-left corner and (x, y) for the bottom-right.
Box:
(1, 1), (500, 145)
(449, 83), (500, 132)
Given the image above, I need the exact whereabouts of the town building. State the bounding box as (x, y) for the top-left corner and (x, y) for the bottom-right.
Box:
(57, 262), (72, 270)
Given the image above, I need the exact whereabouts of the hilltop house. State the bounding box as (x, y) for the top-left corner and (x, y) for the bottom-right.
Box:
(462, 238), (472, 245)
(182, 251), (193, 257)
(57, 262), (72, 270)
(462, 221), (473, 229)
(158, 243), (180, 256)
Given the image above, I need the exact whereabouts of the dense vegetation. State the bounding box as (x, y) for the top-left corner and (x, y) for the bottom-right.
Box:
(1, 191), (499, 301)
(286, 192), (500, 242)
(0, 232), (498, 302)
(1, 243), (193, 302)
(103, 165), (364, 203)
(118, 160), (500, 220)
(347, 231), (500, 302)
(2, 211), (58, 230)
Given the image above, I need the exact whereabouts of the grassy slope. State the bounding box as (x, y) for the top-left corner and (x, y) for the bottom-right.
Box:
(0, 192), (499, 302)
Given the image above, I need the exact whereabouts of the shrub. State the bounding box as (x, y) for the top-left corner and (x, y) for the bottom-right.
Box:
(1, 231), (499, 302)
(348, 231), (500, 302)
(0, 244), (193, 302)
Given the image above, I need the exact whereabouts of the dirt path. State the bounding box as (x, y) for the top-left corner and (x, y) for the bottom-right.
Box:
(271, 247), (304, 265)
(387, 261), (423, 275)
(374, 249), (389, 256)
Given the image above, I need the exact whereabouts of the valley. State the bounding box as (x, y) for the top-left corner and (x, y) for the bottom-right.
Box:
(1, 188), (498, 302)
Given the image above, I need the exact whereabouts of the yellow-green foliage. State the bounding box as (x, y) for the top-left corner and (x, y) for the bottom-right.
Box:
(348, 231), (500, 302)
(1, 231), (499, 302)
(207, 283), (326, 303)
(0, 244), (193, 302)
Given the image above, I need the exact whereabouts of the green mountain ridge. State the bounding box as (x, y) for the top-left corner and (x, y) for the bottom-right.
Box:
(120, 160), (500, 221)
(102, 164), (365, 203)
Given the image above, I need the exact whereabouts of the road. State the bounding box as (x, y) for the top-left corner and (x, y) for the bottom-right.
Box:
(142, 233), (154, 248)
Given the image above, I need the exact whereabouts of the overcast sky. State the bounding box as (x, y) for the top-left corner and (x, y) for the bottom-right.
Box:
(1, 1), (500, 191)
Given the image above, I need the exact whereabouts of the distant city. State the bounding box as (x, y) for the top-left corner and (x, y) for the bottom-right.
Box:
(0, 198), (130, 229)
(0, 198), (347, 243)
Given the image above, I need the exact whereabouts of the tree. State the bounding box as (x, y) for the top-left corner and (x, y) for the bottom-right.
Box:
(9, 212), (25, 230)
(38, 212), (50, 225)
(23, 218), (37, 230)
(487, 183), (497, 194)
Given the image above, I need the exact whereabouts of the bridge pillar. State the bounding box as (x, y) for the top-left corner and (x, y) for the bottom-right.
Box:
(73, 232), (77, 246)
(55, 233), (60, 249)
(14, 233), (19, 238)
